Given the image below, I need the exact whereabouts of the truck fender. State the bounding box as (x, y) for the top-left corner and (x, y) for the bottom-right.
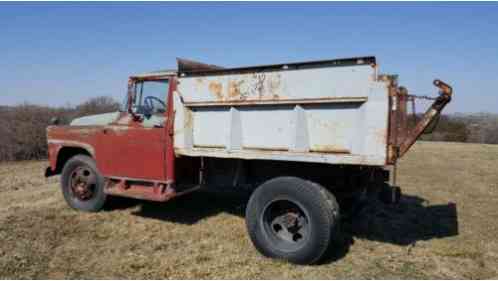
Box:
(46, 141), (95, 177)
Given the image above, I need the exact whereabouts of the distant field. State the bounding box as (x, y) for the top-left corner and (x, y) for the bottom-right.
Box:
(1, 142), (497, 279)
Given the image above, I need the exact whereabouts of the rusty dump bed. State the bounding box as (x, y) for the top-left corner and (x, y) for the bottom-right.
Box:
(173, 57), (452, 166)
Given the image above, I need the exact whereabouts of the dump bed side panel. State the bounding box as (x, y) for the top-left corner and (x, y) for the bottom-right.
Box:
(174, 64), (389, 166)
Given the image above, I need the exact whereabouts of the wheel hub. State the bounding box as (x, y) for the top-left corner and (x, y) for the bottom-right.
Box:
(264, 200), (309, 248)
(70, 167), (96, 201)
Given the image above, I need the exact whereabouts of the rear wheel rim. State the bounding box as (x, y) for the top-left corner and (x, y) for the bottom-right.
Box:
(69, 166), (97, 201)
(262, 199), (310, 252)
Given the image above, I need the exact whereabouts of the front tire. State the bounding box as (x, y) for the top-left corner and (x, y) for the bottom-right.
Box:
(245, 177), (340, 265)
(61, 155), (107, 212)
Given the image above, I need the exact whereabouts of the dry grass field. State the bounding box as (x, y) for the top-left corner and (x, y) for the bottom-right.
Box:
(1, 141), (497, 279)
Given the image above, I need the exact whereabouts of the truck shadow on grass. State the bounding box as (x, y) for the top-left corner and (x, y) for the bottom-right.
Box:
(322, 194), (458, 264)
(114, 189), (458, 264)
(342, 195), (458, 246)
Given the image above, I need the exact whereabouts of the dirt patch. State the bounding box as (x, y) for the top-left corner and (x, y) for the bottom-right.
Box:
(1, 142), (497, 278)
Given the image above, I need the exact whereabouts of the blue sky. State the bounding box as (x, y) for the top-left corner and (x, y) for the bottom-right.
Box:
(1, 2), (497, 113)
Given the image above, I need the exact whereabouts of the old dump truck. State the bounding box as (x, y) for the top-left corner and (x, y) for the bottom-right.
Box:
(45, 56), (452, 264)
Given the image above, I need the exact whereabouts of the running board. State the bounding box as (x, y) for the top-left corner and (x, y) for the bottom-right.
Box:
(104, 179), (200, 202)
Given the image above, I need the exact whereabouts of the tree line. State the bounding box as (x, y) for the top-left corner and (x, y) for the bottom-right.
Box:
(419, 113), (498, 144)
(0, 97), (120, 161)
(0, 96), (496, 162)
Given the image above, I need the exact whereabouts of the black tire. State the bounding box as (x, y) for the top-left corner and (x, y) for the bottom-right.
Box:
(245, 177), (340, 265)
(60, 155), (107, 212)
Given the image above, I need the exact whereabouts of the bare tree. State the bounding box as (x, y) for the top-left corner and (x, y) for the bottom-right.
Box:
(0, 96), (120, 161)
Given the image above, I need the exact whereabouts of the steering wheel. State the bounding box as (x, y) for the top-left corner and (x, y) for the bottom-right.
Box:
(143, 96), (166, 113)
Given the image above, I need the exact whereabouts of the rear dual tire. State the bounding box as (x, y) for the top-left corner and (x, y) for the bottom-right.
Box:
(245, 177), (340, 265)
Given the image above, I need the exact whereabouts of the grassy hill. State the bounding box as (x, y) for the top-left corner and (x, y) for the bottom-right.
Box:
(0, 141), (497, 279)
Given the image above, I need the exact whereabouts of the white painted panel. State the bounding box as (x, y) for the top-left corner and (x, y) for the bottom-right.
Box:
(303, 104), (361, 154)
(173, 92), (193, 149)
(239, 106), (292, 150)
(174, 63), (390, 167)
(192, 108), (229, 148)
(360, 82), (390, 158)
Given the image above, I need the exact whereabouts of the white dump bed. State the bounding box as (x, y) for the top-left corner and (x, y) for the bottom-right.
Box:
(173, 57), (390, 166)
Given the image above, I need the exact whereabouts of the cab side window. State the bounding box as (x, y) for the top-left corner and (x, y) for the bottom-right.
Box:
(132, 80), (169, 128)
(134, 80), (169, 116)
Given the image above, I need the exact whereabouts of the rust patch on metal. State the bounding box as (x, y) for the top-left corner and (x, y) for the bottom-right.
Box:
(309, 145), (350, 154)
(388, 79), (453, 163)
(104, 179), (176, 202)
(208, 81), (223, 100)
(173, 109), (193, 135)
(228, 80), (245, 99)
(105, 178), (200, 202)
(195, 72), (286, 103)
(242, 145), (289, 151)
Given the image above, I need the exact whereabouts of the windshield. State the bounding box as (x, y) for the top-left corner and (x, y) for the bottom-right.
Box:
(123, 80), (169, 115)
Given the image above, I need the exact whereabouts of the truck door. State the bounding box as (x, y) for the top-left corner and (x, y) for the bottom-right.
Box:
(97, 79), (170, 182)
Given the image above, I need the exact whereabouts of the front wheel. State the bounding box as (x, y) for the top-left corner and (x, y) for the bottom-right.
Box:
(245, 177), (340, 265)
(60, 155), (107, 212)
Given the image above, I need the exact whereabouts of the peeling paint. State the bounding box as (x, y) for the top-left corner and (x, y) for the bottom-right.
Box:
(208, 81), (223, 100)
(309, 145), (350, 154)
